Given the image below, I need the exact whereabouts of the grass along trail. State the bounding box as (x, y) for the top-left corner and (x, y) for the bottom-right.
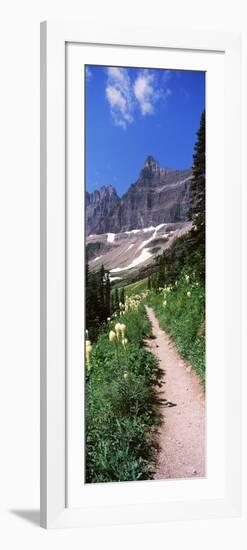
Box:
(145, 305), (205, 480)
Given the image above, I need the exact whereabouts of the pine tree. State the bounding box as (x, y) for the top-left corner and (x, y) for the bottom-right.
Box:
(86, 263), (111, 339)
(86, 262), (89, 287)
(86, 270), (100, 339)
(110, 292), (115, 315)
(114, 287), (119, 312)
(120, 287), (125, 305)
(157, 254), (165, 288)
(151, 273), (158, 293)
(105, 271), (111, 318)
(188, 110), (206, 279)
(98, 264), (105, 322)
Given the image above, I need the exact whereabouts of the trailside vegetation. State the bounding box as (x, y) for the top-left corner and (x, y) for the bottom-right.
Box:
(85, 296), (163, 483)
(146, 272), (205, 385)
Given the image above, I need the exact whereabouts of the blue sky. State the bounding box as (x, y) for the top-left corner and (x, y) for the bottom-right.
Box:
(85, 65), (205, 197)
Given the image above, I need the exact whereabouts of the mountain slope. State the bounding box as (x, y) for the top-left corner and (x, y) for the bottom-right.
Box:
(86, 156), (192, 235)
(86, 221), (192, 285)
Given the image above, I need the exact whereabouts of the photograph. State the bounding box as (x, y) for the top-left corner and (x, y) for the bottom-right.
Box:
(85, 64), (205, 483)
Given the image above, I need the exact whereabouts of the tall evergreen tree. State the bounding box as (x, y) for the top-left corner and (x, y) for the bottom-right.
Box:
(86, 262), (89, 287)
(114, 287), (119, 312)
(188, 110), (206, 279)
(105, 271), (111, 318)
(151, 273), (158, 293)
(120, 287), (125, 305)
(99, 264), (105, 322)
(157, 254), (165, 288)
(110, 292), (115, 315)
(86, 269), (100, 339)
(86, 263), (112, 340)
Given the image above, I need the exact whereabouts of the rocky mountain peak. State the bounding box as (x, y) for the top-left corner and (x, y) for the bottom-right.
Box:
(144, 155), (160, 173)
(86, 157), (192, 235)
(140, 156), (161, 180)
(86, 184), (118, 205)
(101, 184), (117, 195)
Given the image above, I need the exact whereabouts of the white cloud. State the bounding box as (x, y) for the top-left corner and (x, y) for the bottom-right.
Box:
(105, 67), (172, 128)
(107, 67), (129, 92)
(133, 71), (157, 115)
(105, 67), (133, 129)
(133, 70), (172, 117)
(106, 86), (126, 113)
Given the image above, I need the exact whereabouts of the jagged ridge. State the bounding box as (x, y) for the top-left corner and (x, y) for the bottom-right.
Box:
(86, 156), (192, 236)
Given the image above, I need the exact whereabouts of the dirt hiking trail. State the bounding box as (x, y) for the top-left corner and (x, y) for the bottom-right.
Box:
(145, 305), (205, 480)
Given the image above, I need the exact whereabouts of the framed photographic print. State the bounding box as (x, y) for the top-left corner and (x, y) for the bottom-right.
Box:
(40, 21), (242, 528)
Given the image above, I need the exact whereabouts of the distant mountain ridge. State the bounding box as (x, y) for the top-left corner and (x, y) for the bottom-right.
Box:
(86, 156), (192, 236)
(86, 184), (119, 236)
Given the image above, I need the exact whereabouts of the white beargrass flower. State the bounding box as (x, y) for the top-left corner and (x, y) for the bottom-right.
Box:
(163, 300), (167, 307)
(122, 337), (128, 348)
(85, 339), (92, 366)
(119, 323), (126, 334)
(109, 330), (116, 342)
(123, 371), (128, 380)
(187, 291), (191, 297)
(114, 322), (122, 339)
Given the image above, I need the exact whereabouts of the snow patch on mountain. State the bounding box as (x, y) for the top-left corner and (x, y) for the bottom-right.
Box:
(107, 233), (115, 243)
(138, 223), (166, 250)
(111, 248), (152, 272)
(92, 255), (103, 262)
(125, 229), (141, 234)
